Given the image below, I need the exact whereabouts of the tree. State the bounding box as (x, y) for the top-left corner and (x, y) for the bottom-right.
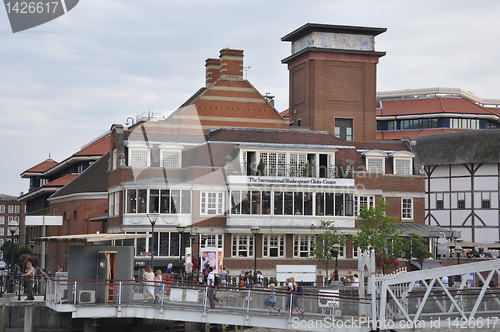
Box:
(310, 220), (346, 281)
(303, 161), (313, 177)
(0, 241), (32, 268)
(256, 158), (265, 176)
(405, 233), (433, 269)
(353, 199), (407, 273)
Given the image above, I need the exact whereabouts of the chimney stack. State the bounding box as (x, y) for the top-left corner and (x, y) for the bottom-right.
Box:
(205, 58), (221, 86)
(219, 48), (244, 80)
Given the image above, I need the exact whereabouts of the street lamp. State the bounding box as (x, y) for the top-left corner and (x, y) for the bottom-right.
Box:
(455, 245), (462, 265)
(176, 224), (187, 278)
(454, 245), (463, 284)
(332, 243), (340, 282)
(251, 226), (260, 284)
(147, 214), (159, 270)
(8, 220), (19, 293)
(190, 233), (197, 278)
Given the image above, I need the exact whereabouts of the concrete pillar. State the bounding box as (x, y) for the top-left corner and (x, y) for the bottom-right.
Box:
(84, 319), (97, 332)
(23, 304), (34, 332)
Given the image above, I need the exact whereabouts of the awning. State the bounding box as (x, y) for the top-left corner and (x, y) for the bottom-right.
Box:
(89, 213), (108, 222)
(394, 224), (460, 238)
(34, 233), (151, 243)
(411, 260), (444, 270)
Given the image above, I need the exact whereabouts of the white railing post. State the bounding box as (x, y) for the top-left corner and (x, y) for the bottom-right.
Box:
(73, 280), (77, 304)
(118, 281), (122, 305)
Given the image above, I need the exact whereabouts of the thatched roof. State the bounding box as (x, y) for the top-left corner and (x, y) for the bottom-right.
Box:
(413, 129), (500, 166)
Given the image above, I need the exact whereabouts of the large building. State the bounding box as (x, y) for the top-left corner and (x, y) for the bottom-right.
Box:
(0, 194), (25, 257)
(376, 88), (500, 140)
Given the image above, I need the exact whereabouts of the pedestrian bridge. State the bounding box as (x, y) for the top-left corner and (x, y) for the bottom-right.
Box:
(38, 259), (500, 331)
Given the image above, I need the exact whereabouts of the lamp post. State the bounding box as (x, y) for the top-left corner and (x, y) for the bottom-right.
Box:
(332, 243), (340, 282)
(147, 214), (159, 270)
(176, 224), (187, 278)
(454, 245), (462, 284)
(190, 233), (197, 279)
(251, 226), (260, 284)
(8, 220), (19, 293)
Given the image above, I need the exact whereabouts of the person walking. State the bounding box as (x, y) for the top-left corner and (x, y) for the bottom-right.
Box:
(352, 274), (359, 287)
(265, 284), (280, 314)
(220, 266), (228, 286)
(206, 266), (217, 309)
(24, 262), (35, 301)
(142, 266), (155, 303)
(153, 269), (163, 303)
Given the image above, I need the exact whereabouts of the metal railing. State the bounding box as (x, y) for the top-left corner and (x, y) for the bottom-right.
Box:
(45, 277), (363, 317)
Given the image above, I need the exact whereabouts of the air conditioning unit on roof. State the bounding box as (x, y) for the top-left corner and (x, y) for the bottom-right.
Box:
(78, 290), (96, 304)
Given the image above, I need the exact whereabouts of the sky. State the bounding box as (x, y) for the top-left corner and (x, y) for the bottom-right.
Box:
(1, 0), (499, 196)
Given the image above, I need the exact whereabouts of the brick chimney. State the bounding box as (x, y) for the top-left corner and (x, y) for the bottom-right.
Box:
(219, 48), (244, 80)
(205, 58), (221, 86)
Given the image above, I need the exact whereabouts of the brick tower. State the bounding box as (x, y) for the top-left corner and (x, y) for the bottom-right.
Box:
(281, 23), (386, 141)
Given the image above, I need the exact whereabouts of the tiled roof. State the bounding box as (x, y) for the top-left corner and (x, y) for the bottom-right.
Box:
(23, 159), (58, 173)
(44, 174), (79, 187)
(377, 97), (495, 116)
(353, 140), (410, 152)
(75, 136), (110, 156)
(51, 153), (109, 198)
(206, 127), (351, 146)
(376, 128), (468, 140)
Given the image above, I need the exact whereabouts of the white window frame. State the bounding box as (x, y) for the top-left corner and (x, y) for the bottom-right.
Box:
(112, 149), (118, 170)
(231, 235), (254, 258)
(200, 192), (224, 215)
(159, 142), (183, 168)
(402, 198), (413, 220)
(200, 234), (224, 249)
(0, 216), (4, 224)
(363, 150), (387, 174)
(109, 193), (114, 216)
(262, 235), (285, 258)
(127, 141), (150, 167)
(8, 205), (13, 213)
(114, 192), (120, 216)
(354, 195), (375, 214)
(0, 205), (4, 213)
(392, 151), (414, 175)
(293, 235), (315, 258)
(14, 205), (20, 213)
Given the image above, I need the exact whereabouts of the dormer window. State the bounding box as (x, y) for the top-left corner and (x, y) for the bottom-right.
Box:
(159, 143), (183, 168)
(127, 141), (150, 167)
(364, 150), (387, 173)
(391, 151), (414, 175)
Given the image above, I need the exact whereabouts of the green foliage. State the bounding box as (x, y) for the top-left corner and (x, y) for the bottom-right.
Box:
(405, 233), (433, 269)
(256, 158), (265, 176)
(310, 220), (346, 277)
(303, 161), (313, 177)
(337, 163), (346, 178)
(0, 241), (33, 267)
(353, 199), (406, 272)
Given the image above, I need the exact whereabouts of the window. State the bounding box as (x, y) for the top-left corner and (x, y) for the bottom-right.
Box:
(14, 205), (20, 213)
(232, 235), (254, 257)
(200, 192), (223, 215)
(293, 235), (314, 258)
(354, 196), (375, 214)
(335, 118), (353, 141)
(126, 189), (190, 214)
(109, 193), (115, 216)
(331, 245), (345, 258)
(392, 152), (414, 175)
(0, 216), (3, 224)
(73, 211), (77, 220)
(0, 228), (4, 236)
(200, 234), (223, 249)
(364, 151), (387, 174)
(127, 141), (150, 167)
(159, 143), (183, 168)
(126, 231), (182, 257)
(114, 192), (120, 216)
(436, 200), (444, 209)
(0, 205), (4, 213)
(263, 235), (285, 257)
(458, 200), (465, 209)
(482, 200), (490, 209)
(8, 205), (13, 213)
(402, 198), (413, 220)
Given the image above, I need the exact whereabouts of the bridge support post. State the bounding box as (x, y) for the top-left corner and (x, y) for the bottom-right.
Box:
(83, 319), (97, 332)
(23, 304), (34, 332)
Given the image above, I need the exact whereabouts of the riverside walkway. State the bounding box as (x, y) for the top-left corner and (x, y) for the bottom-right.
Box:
(5, 259), (500, 332)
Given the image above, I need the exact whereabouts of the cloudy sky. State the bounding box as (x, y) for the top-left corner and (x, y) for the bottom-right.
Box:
(1, 0), (499, 196)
